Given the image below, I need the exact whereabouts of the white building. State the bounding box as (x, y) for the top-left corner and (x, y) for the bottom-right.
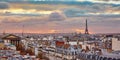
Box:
(112, 37), (120, 51)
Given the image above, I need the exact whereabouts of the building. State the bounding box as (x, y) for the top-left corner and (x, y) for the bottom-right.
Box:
(0, 39), (4, 49)
(112, 37), (120, 51)
(2, 34), (21, 50)
(55, 40), (82, 59)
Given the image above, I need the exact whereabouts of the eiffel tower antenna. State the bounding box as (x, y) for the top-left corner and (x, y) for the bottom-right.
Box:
(85, 19), (89, 34)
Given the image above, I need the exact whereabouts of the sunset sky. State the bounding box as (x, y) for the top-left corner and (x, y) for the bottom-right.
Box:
(0, 0), (120, 34)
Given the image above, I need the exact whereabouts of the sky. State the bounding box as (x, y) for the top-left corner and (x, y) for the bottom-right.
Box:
(0, 0), (120, 34)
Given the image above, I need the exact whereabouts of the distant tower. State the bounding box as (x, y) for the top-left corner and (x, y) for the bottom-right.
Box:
(22, 25), (24, 37)
(3, 30), (6, 35)
(85, 19), (89, 34)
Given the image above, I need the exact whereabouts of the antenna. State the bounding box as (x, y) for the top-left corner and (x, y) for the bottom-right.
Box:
(22, 24), (24, 37)
(3, 29), (6, 35)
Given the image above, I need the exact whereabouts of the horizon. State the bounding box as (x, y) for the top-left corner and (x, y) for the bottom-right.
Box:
(0, 0), (120, 33)
(1, 32), (120, 35)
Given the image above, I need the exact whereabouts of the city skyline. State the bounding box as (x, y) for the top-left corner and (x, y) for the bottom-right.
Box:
(0, 0), (120, 34)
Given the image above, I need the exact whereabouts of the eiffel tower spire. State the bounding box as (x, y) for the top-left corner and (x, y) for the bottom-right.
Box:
(85, 19), (89, 34)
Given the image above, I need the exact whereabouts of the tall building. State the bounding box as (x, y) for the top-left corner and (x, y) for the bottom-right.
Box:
(85, 19), (89, 34)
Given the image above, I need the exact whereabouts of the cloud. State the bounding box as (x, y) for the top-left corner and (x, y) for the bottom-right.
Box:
(49, 12), (66, 21)
(0, 14), (120, 33)
(63, 8), (89, 17)
(0, 1), (119, 33)
(0, 1), (119, 17)
(62, 3), (120, 17)
(0, 12), (66, 27)
(0, 2), (9, 9)
(0, 0), (120, 5)
(94, 0), (119, 1)
(77, 0), (120, 4)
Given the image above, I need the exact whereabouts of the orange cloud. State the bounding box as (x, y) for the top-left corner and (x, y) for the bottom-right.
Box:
(23, 29), (58, 34)
(75, 29), (84, 33)
(48, 30), (58, 33)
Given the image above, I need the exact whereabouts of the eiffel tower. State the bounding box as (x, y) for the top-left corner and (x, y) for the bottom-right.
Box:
(85, 19), (89, 34)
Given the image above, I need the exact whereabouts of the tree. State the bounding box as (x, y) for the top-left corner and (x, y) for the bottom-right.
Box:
(37, 52), (49, 60)
(26, 48), (35, 55)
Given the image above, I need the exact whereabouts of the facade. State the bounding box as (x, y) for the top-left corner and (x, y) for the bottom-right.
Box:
(2, 34), (21, 47)
(55, 40), (82, 59)
(112, 37), (120, 51)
